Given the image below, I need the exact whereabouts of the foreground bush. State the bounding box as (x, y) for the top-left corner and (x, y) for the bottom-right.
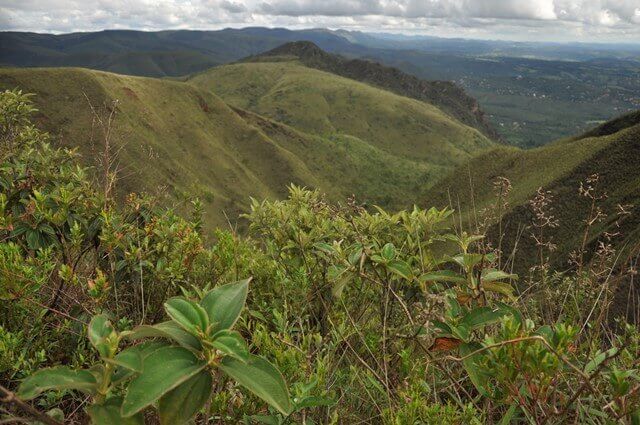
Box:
(1, 90), (638, 424)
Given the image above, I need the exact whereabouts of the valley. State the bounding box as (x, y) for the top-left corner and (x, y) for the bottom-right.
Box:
(0, 44), (494, 226)
(2, 28), (638, 147)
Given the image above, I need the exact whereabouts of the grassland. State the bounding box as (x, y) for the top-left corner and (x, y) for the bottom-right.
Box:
(0, 62), (492, 226)
(189, 61), (492, 168)
(426, 111), (640, 271)
(0, 67), (326, 227)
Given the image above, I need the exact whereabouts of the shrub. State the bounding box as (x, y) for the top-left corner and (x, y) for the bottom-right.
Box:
(1, 89), (639, 424)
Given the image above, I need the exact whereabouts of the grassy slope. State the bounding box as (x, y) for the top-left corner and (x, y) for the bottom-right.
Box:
(188, 61), (493, 176)
(0, 65), (478, 225)
(232, 107), (436, 206)
(0, 67), (327, 226)
(248, 42), (500, 141)
(425, 110), (640, 271)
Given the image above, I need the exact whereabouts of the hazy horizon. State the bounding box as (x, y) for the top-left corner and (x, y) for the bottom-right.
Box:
(1, 0), (639, 43)
(3, 25), (640, 48)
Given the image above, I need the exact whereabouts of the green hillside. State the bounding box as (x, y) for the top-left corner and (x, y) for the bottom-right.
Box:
(426, 110), (640, 271)
(248, 41), (500, 140)
(0, 67), (327, 226)
(189, 60), (493, 172)
(0, 64), (490, 226)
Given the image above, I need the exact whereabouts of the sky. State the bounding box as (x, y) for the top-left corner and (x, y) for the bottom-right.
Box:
(1, 0), (639, 43)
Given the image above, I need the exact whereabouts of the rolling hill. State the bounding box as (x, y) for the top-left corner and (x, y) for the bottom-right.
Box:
(246, 41), (499, 140)
(3, 28), (638, 148)
(188, 50), (493, 173)
(426, 110), (640, 274)
(0, 43), (494, 226)
(0, 67), (325, 226)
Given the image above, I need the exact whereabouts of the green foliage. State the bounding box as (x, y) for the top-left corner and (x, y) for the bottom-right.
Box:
(157, 371), (213, 424)
(18, 282), (292, 424)
(122, 346), (207, 417)
(2, 89), (639, 424)
(200, 278), (249, 333)
(425, 110), (640, 274)
(18, 367), (98, 400)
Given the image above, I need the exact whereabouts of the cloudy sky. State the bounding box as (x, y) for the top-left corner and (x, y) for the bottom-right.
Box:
(1, 0), (639, 42)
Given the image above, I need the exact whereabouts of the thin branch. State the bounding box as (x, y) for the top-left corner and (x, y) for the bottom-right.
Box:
(0, 386), (63, 425)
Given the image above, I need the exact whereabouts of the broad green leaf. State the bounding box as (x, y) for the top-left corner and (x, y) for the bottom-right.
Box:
(370, 254), (384, 264)
(121, 346), (207, 417)
(464, 234), (485, 246)
(211, 330), (249, 362)
(482, 281), (515, 297)
(459, 342), (490, 397)
(327, 264), (347, 281)
(419, 270), (466, 284)
(18, 366), (98, 400)
(482, 269), (518, 282)
(432, 320), (453, 336)
(111, 341), (168, 384)
(446, 297), (462, 318)
(494, 301), (524, 326)
(461, 306), (508, 330)
(451, 324), (470, 342)
(125, 321), (202, 352)
(26, 229), (41, 250)
(158, 370), (212, 425)
(585, 347), (618, 374)
(106, 348), (143, 373)
(88, 397), (143, 425)
(219, 354), (292, 415)
(88, 314), (117, 358)
(451, 253), (484, 270)
(387, 259), (412, 280)
(164, 297), (209, 335)
(381, 243), (395, 261)
(200, 279), (249, 333)
(313, 242), (335, 254)
(348, 244), (363, 266)
(535, 325), (554, 343)
(88, 315), (116, 345)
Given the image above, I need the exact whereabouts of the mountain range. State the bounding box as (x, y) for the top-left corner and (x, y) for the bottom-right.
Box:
(2, 27), (638, 146)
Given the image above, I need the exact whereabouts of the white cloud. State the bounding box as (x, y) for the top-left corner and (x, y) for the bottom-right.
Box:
(0, 0), (639, 42)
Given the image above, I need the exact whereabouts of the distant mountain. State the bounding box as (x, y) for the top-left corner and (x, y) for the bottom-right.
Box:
(0, 28), (358, 77)
(248, 41), (500, 140)
(3, 28), (638, 78)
